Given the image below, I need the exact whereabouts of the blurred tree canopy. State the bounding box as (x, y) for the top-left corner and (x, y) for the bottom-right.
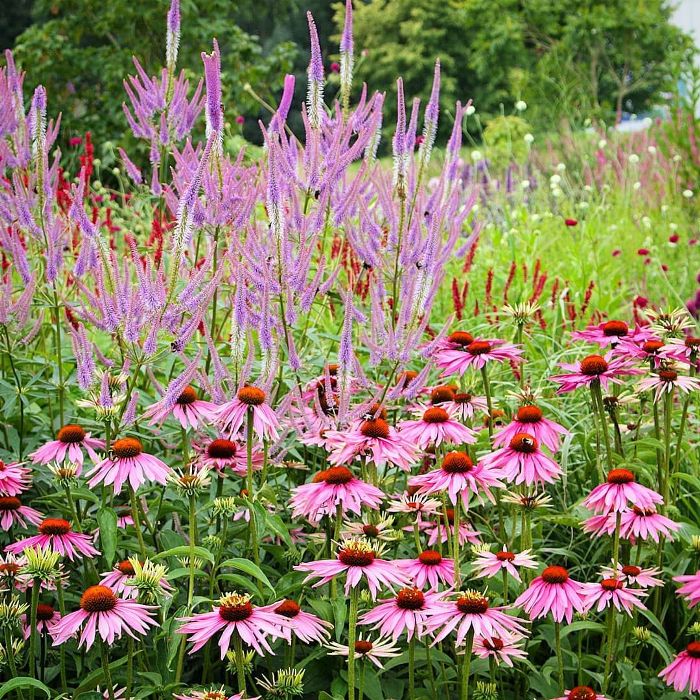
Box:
(334, 0), (693, 134)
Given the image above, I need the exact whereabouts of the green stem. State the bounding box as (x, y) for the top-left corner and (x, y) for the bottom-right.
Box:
(554, 621), (564, 695)
(129, 486), (147, 558)
(55, 575), (68, 693)
(347, 587), (360, 700)
(460, 629), (474, 700)
(602, 607), (616, 694)
(246, 408), (261, 576)
(101, 643), (116, 700)
(28, 578), (40, 691)
(453, 500), (461, 587)
(4, 628), (24, 699)
(234, 634), (246, 694)
(591, 382), (613, 472)
(408, 636), (416, 700)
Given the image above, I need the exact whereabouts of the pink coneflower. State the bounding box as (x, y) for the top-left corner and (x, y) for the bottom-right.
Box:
(581, 578), (647, 615)
(397, 550), (455, 589)
(100, 560), (173, 599)
(217, 386), (280, 441)
(258, 599), (332, 644)
(473, 633), (527, 667)
(178, 592), (290, 657)
(449, 392), (490, 420)
(481, 433), (561, 487)
(674, 571), (700, 607)
(399, 406), (476, 449)
(198, 438), (263, 476)
(290, 467), (384, 522)
(493, 405), (569, 452)
(29, 424), (104, 472)
(0, 496), (43, 530)
(513, 565), (585, 623)
(0, 460), (31, 496)
(359, 587), (442, 641)
(583, 469), (662, 514)
(426, 590), (527, 644)
(659, 336), (700, 366)
(327, 637), (402, 668)
(409, 451), (503, 510)
(554, 688), (608, 700)
(326, 415), (418, 471)
(343, 518), (397, 542)
(659, 642), (700, 693)
(471, 546), (537, 583)
(619, 506), (681, 542)
(6, 518), (100, 561)
(601, 563), (663, 588)
(0, 553), (30, 588)
(294, 538), (409, 599)
(613, 337), (667, 366)
(86, 437), (171, 494)
(52, 585), (157, 648)
(424, 509), (481, 547)
(23, 602), (62, 639)
(387, 492), (441, 518)
(143, 385), (217, 429)
(434, 335), (523, 376)
(550, 353), (641, 394)
(176, 690), (254, 700)
(637, 366), (700, 402)
(572, 320), (650, 347)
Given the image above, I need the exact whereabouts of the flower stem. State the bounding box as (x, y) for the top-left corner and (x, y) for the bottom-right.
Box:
(591, 382), (613, 472)
(460, 629), (474, 700)
(234, 633), (246, 695)
(28, 577), (40, 689)
(453, 500), (461, 587)
(246, 407), (260, 573)
(602, 607), (616, 694)
(554, 620), (564, 695)
(101, 642), (116, 700)
(408, 636), (416, 700)
(5, 628), (24, 699)
(347, 586), (360, 700)
(129, 486), (147, 558)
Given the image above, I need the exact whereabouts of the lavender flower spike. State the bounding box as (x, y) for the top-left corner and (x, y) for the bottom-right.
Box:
(272, 74), (295, 133)
(306, 12), (325, 129)
(419, 59), (440, 168)
(392, 78), (408, 193)
(339, 0), (354, 111)
(201, 39), (223, 154)
(166, 0), (181, 72)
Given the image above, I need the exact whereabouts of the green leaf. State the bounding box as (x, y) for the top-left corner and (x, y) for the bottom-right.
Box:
(97, 506), (118, 566)
(72, 653), (131, 698)
(219, 557), (275, 592)
(0, 678), (51, 698)
(155, 545), (215, 565)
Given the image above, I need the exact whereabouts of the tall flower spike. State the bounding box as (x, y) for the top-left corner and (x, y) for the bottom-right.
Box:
(339, 0), (354, 111)
(392, 78), (407, 193)
(166, 0), (181, 73)
(419, 59), (440, 168)
(201, 39), (223, 155)
(272, 74), (295, 134)
(306, 12), (324, 129)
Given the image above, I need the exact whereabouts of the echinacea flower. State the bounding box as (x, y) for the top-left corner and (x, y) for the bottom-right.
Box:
(0, 461), (31, 496)
(178, 592), (290, 658)
(6, 518), (100, 561)
(257, 599), (332, 644)
(553, 688), (609, 700)
(409, 451), (504, 510)
(52, 585), (157, 648)
(294, 538), (409, 599)
(471, 546), (537, 583)
(143, 385), (217, 429)
(423, 509), (481, 547)
(492, 405), (569, 452)
(674, 571), (700, 607)
(343, 517), (397, 542)
(327, 637), (401, 669)
(619, 506), (681, 542)
(601, 563), (663, 589)
(326, 416), (418, 471)
(659, 642), (700, 694)
(22, 602), (61, 639)
(29, 424), (104, 472)
(359, 587), (442, 641)
(387, 492), (441, 518)
(426, 590), (527, 644)
(433, 333), (523, 376)
(550, 353), (641, 394)
(86, 437), (171, 494)
(290, 467), (384, 522)
(0, 496), (43, 530)
(176, 689), (255, 700)
(448, 391), (490, 421)
(397, 550), (455, 589)
(100, 560), (173, 599)
(636, 366), (700, 403)
(572, 320), (649, 347)
(473, 633), (527, 667)
(583, 469), (662, 514)
(217, 386), (280, 441)
(199, 438), (263, 476)
(581, 578), (647, 615)
(399, 406), (476, 449)
(481, 433), (561, 487)
(513, 565), (585, 623)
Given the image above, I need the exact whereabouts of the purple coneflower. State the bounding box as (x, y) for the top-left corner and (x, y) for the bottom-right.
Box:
(217, 386), (279, 441)
(473, 633), (527, 667)
(6, 518), (99, 561)
(29, 424), (104, 471)
(550, 353), (641, 394)
(492, 405), (569, 452)
(659, 642), (700, 694)
(471, 546), (537, 583)
(0, 496), (43, 530)
(513, 565), (585, 623)
(143, 385), (217, 429)
(326, 637), (401, 669)
(583, 469), (662, 514)
(257, 599), (331, 644)
(359, 587), (442, 641)
(674, 570), (700, 607)
(581, 578), (647, 615)
(399, 406), (476, 449)
(397, 550), (455, 589)
(482, 433), (561, 487)
(0, 460), (31, 496)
